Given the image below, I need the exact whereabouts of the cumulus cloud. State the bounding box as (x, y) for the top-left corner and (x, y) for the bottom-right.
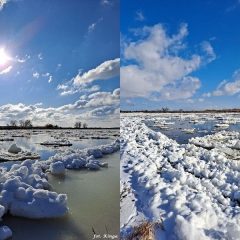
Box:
(57, 58), (120, 96)
(73, 58), (120, 85)
(0, 89), (120, 127)
(211, 69), (240, 96)
(121, 23), (215, 100)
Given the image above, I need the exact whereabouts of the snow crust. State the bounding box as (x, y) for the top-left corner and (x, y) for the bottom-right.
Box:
(121, 115), (240, 240)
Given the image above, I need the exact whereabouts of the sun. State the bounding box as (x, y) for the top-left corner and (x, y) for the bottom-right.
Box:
(0, 48), (11, 66)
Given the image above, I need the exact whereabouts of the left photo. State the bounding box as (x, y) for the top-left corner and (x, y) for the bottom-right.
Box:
(0, 0), (120, 239)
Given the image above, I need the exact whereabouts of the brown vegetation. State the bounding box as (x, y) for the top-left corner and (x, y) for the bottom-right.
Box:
(123, 221), (163, 240)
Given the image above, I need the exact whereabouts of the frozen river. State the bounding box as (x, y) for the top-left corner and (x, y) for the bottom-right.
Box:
(0, 129), (119, 239)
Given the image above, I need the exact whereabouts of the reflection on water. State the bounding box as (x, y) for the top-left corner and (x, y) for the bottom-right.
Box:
(0, 130), (119, 240)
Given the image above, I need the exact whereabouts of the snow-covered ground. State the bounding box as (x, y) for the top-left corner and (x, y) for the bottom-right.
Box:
(0, 129), (119, 240)
(121, 113), (240, 240)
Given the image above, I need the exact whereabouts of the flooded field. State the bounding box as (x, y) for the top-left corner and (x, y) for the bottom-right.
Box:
(0, 129), (119, 239)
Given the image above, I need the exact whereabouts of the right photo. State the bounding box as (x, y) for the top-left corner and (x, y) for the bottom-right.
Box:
(120, 0), (240, 239)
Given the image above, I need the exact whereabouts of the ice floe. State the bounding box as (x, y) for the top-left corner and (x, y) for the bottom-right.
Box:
(0, 139), (119, 238)
(8, 143), (21, 154)
(121, 114), (240, 240)
(40, 140), (73, 147)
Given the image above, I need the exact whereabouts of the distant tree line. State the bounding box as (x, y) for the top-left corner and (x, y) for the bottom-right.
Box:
(7, 120), (60, 129)
(121, 108), (240, 113)
(8, 119), (33, 128)
(3, 120), (90, 129)
(74, 121), (88, 129)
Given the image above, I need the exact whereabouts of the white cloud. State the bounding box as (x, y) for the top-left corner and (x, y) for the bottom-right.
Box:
(121, 23), (215, 100)
(211, 69), (240, 96)
(88, 23), (97, 33)
(74, 58), (120, 85)
(201, 41), (216, 62)
(38, 53), (43, 60)
(33, 72), (40, 79)
(0, 89), (119, 127)
(15, 54), (30, 63)
(0, 65), (12, 75)
(101, 0), (112, 6)
(57, 58), (120, 96)
(56, 63), (62, 71)
(48, 75), (53, 83)
(42, 72), (50, 77)
(87, 17), (103, 34)
(58, 84), (100, 96)
(0, 0), (7, 10)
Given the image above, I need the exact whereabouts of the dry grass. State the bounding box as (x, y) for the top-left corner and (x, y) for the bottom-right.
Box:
(124, 221), (163, 240)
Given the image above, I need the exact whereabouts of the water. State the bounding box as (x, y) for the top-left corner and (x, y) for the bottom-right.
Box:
(0, 129), (119, 240)
(0, 129), (116, 160)
(146, 116), (240, 144)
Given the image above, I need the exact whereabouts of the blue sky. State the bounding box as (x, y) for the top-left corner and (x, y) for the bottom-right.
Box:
(121, 0), (240, 110)
(0, 0), (119, 127)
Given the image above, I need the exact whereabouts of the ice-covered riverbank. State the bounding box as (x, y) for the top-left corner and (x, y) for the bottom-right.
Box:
(121, 114), (240, 240)
(0, 139), (119, 239)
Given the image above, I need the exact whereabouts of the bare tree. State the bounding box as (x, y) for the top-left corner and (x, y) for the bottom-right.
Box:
(19, 120), (25, 128)
(162, 107), (169, 113)
(9, 120), (18, 127)
(19, 119), (32, 128)
(74, 121), (82, 128)
(83, 123), (88, 128)
(24, 120), (33, 128)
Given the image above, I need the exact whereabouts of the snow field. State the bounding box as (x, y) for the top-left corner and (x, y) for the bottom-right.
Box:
(120, 115), (240, 240)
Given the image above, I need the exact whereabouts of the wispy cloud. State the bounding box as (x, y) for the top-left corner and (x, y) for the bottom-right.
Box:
(88, 18), (103, 33)
(57, 84), (100, 96)
(56, 63), (62, 71)
(135, 10), (145, 21)
(226, 0), (240, 12)
(101, 0), (112, 6)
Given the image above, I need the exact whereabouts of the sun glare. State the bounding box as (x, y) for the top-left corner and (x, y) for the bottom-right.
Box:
(0, 48), (11, 66)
